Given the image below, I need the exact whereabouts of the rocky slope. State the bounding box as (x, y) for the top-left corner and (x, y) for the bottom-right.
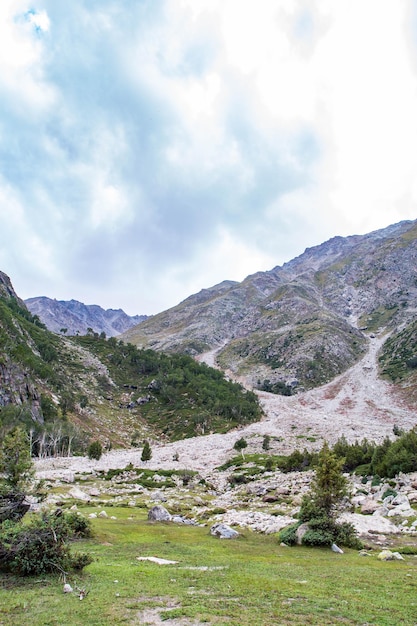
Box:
(25, 296), (147, 337)
(34, 331), (417, 541)
(122, 220), (417, 391)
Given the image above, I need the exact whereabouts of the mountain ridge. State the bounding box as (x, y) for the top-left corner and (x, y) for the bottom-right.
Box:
(25, 296), (147, 337)
(121, 219), (417, 391)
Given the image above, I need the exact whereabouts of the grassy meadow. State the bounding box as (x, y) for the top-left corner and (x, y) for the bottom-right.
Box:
(1, 506), (417, 626)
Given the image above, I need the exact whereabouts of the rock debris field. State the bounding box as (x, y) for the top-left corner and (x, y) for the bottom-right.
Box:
(34, 333), (417, 541)
(36, 333), (416, 480)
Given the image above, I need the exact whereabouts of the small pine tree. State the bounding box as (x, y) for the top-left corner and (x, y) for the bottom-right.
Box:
(141, 440), (152, 462)
(234, 437), (248, 459)
(262, 434), (271, 451)
(295, 442), (361, 549)
(0, 427), (34, 494)
(300, 441), (348, 520)
(87, 440), (103, 460)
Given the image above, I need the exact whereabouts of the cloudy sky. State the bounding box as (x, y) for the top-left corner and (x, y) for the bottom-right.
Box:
(1, 1), (417, 315)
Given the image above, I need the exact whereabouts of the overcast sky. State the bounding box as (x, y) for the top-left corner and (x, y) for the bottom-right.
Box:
(1, 1), (417, 315)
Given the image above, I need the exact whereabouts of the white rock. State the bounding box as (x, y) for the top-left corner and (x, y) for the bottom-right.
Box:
(68, 487), (91, 502)
(331, 543), (344, 554)
(339, 512), (400, 535)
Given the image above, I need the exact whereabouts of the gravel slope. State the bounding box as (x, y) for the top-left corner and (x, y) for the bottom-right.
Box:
(35, 332), (415, 480)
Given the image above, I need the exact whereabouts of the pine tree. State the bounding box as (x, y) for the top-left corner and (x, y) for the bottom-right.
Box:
(0, 427), (34, 494)
(141, 440), (152, 462)
(300, 442), (348, 521)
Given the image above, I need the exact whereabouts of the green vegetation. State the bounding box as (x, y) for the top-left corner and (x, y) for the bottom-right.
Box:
(1, 508), (416, 625)
(87, 441), (103, 461)
(0, 511), (92, 576)
(258, 378), (292, 395)
(358, 304), (399, 333)
(379, 318), (417, 382)
(280, 443), (361, 550)
(141, 440), (152, 462)
(0, 296), (262, 450)
(219, 318), (365, 390)
(74, 335), (262, 440)
(331, 429), (417, 478)
(0, 428), (34, 494)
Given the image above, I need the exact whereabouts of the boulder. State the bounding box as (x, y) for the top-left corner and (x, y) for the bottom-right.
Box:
(68, 487), (91, 502)
(295, 523), (309, 545)
(147, 505), (171, 522)
(338, 512), (400, 535)
(360, 498), (379, 515)
(378, 550), (405, 561)
(210, 523), (239, 539)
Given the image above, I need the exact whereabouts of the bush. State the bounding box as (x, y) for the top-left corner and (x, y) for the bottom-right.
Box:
(381, 488), (397, 500)
(64, 511), (92, 538)
(87, 441), (103, 460)
(141, 440), (152, 462)
(300, 517), (362, 549)
(262, 435), (271, 451)
(279, 523), (300, 546)
(0, 513), (93, 576)
(302, 527), (334, 547)
(234, 437), (248, 452)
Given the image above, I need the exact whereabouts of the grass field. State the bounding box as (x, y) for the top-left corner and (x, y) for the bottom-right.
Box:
(1, 507), (417, 625)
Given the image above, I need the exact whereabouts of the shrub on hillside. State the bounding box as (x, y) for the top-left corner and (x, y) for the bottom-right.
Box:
(0, 512), (93, 576)
(87, 440), (103, 460)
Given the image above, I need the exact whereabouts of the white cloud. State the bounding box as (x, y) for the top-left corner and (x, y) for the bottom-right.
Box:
(26, 9), (50, 33)
(0, 2), (55, 111)
(1, 0), (417, 314)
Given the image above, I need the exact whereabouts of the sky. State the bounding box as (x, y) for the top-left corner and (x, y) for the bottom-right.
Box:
(1, 1), (417, 315)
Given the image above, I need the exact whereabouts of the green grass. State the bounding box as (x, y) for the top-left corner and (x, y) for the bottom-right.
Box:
(1, 507), (417, 625)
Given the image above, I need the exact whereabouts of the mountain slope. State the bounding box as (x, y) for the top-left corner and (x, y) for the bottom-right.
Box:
(122, 219), (417, 391)
(0, 273), (261, 450)
(25, 296), (147, 337)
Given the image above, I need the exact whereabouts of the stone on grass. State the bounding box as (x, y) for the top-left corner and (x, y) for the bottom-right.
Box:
(331, 543), (344, 554)
(148, 505), (172, 522)
(98, 510), (108, 518)
(378, 550), (405, 561)
(210, 523), (239, 539)
(68, 487), (91, 502)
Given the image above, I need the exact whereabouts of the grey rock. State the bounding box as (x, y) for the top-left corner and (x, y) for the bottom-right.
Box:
(210, 523), (239, 539)
(148, 505), (172, 522)
(331, 543), (344, 554)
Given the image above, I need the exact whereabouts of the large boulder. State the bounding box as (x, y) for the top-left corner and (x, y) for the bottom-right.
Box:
(147, 505), (171, 522)
(210, 523), (239, 539)
(339, 512), (400, 535)
(295, 523), (309, 545)
(68, 487), (91, 502)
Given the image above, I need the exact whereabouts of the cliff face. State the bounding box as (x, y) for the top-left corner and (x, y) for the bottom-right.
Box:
(0, 271), (25, 305)
(122, 220), (417, 390)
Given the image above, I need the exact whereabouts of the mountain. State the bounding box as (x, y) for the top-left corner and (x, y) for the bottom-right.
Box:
(0, 273), (260, 450)
(121, 219), (417, 392)
(24, 297), (147, 337)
